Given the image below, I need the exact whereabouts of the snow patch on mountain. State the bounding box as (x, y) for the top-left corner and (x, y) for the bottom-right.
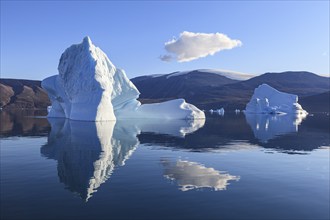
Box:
(164, 69), (253, 80)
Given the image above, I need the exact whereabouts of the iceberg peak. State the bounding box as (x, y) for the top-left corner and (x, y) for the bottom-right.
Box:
(42, 37), (205, 121)
(82, 36), (93, 46)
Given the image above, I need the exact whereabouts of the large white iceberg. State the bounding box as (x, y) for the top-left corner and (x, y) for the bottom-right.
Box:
(42, 37), (205, 121)
(245, 84), (308, 115)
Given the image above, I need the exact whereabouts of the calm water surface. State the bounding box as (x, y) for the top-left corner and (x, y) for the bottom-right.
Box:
(1, 110), (329, 220)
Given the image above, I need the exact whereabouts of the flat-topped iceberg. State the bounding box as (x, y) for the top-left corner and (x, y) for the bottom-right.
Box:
(245, 84), (308, 115)
(42, 37), (205, 121)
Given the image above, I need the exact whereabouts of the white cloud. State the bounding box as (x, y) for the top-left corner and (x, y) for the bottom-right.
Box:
(160, 31), (242, 62)
(159, 54), (173, 62)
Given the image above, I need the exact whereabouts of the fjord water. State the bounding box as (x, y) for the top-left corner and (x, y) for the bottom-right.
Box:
(1, 110), (329, 220)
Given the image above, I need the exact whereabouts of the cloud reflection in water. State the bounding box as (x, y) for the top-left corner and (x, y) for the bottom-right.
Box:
(162, 159), (240, 191)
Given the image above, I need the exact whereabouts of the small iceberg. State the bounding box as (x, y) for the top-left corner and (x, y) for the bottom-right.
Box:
(209, 108), (225, 116)
(245, 84), (308, 115)
(215, 108), (225, 116)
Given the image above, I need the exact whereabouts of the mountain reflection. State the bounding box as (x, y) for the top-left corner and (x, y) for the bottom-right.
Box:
(0, 110), (49, 137)
(41, 118), (205, 201)
(162, 159), (239, 191)
(244, 113), (307, 143)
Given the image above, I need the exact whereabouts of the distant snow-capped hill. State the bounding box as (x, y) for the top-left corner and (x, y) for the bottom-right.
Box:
(166, 69), (254, 80)
(132, 71), (330, 111)
(239, 71), (330, 96)
(139, 69), (254, 81)
(131, 70), (240, 100)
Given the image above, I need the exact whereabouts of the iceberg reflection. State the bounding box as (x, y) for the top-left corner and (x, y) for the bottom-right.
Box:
(245, 113), (307, 143)
(41, 118), (205, 201)
(118, 118), (205, 138)
(0, 109), (49, 137)
(162, 159), (240, 191)
(41, 119), (138, 201)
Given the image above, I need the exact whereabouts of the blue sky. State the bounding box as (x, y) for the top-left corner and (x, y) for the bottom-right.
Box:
(1, 1), (329, 80)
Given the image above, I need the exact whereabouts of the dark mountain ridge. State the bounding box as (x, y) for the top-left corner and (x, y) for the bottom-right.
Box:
(1, 71), (329, 112)
(132, 71), (329, 111)
(300, 91), (330, 113)
(133, 70), (239, 100)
